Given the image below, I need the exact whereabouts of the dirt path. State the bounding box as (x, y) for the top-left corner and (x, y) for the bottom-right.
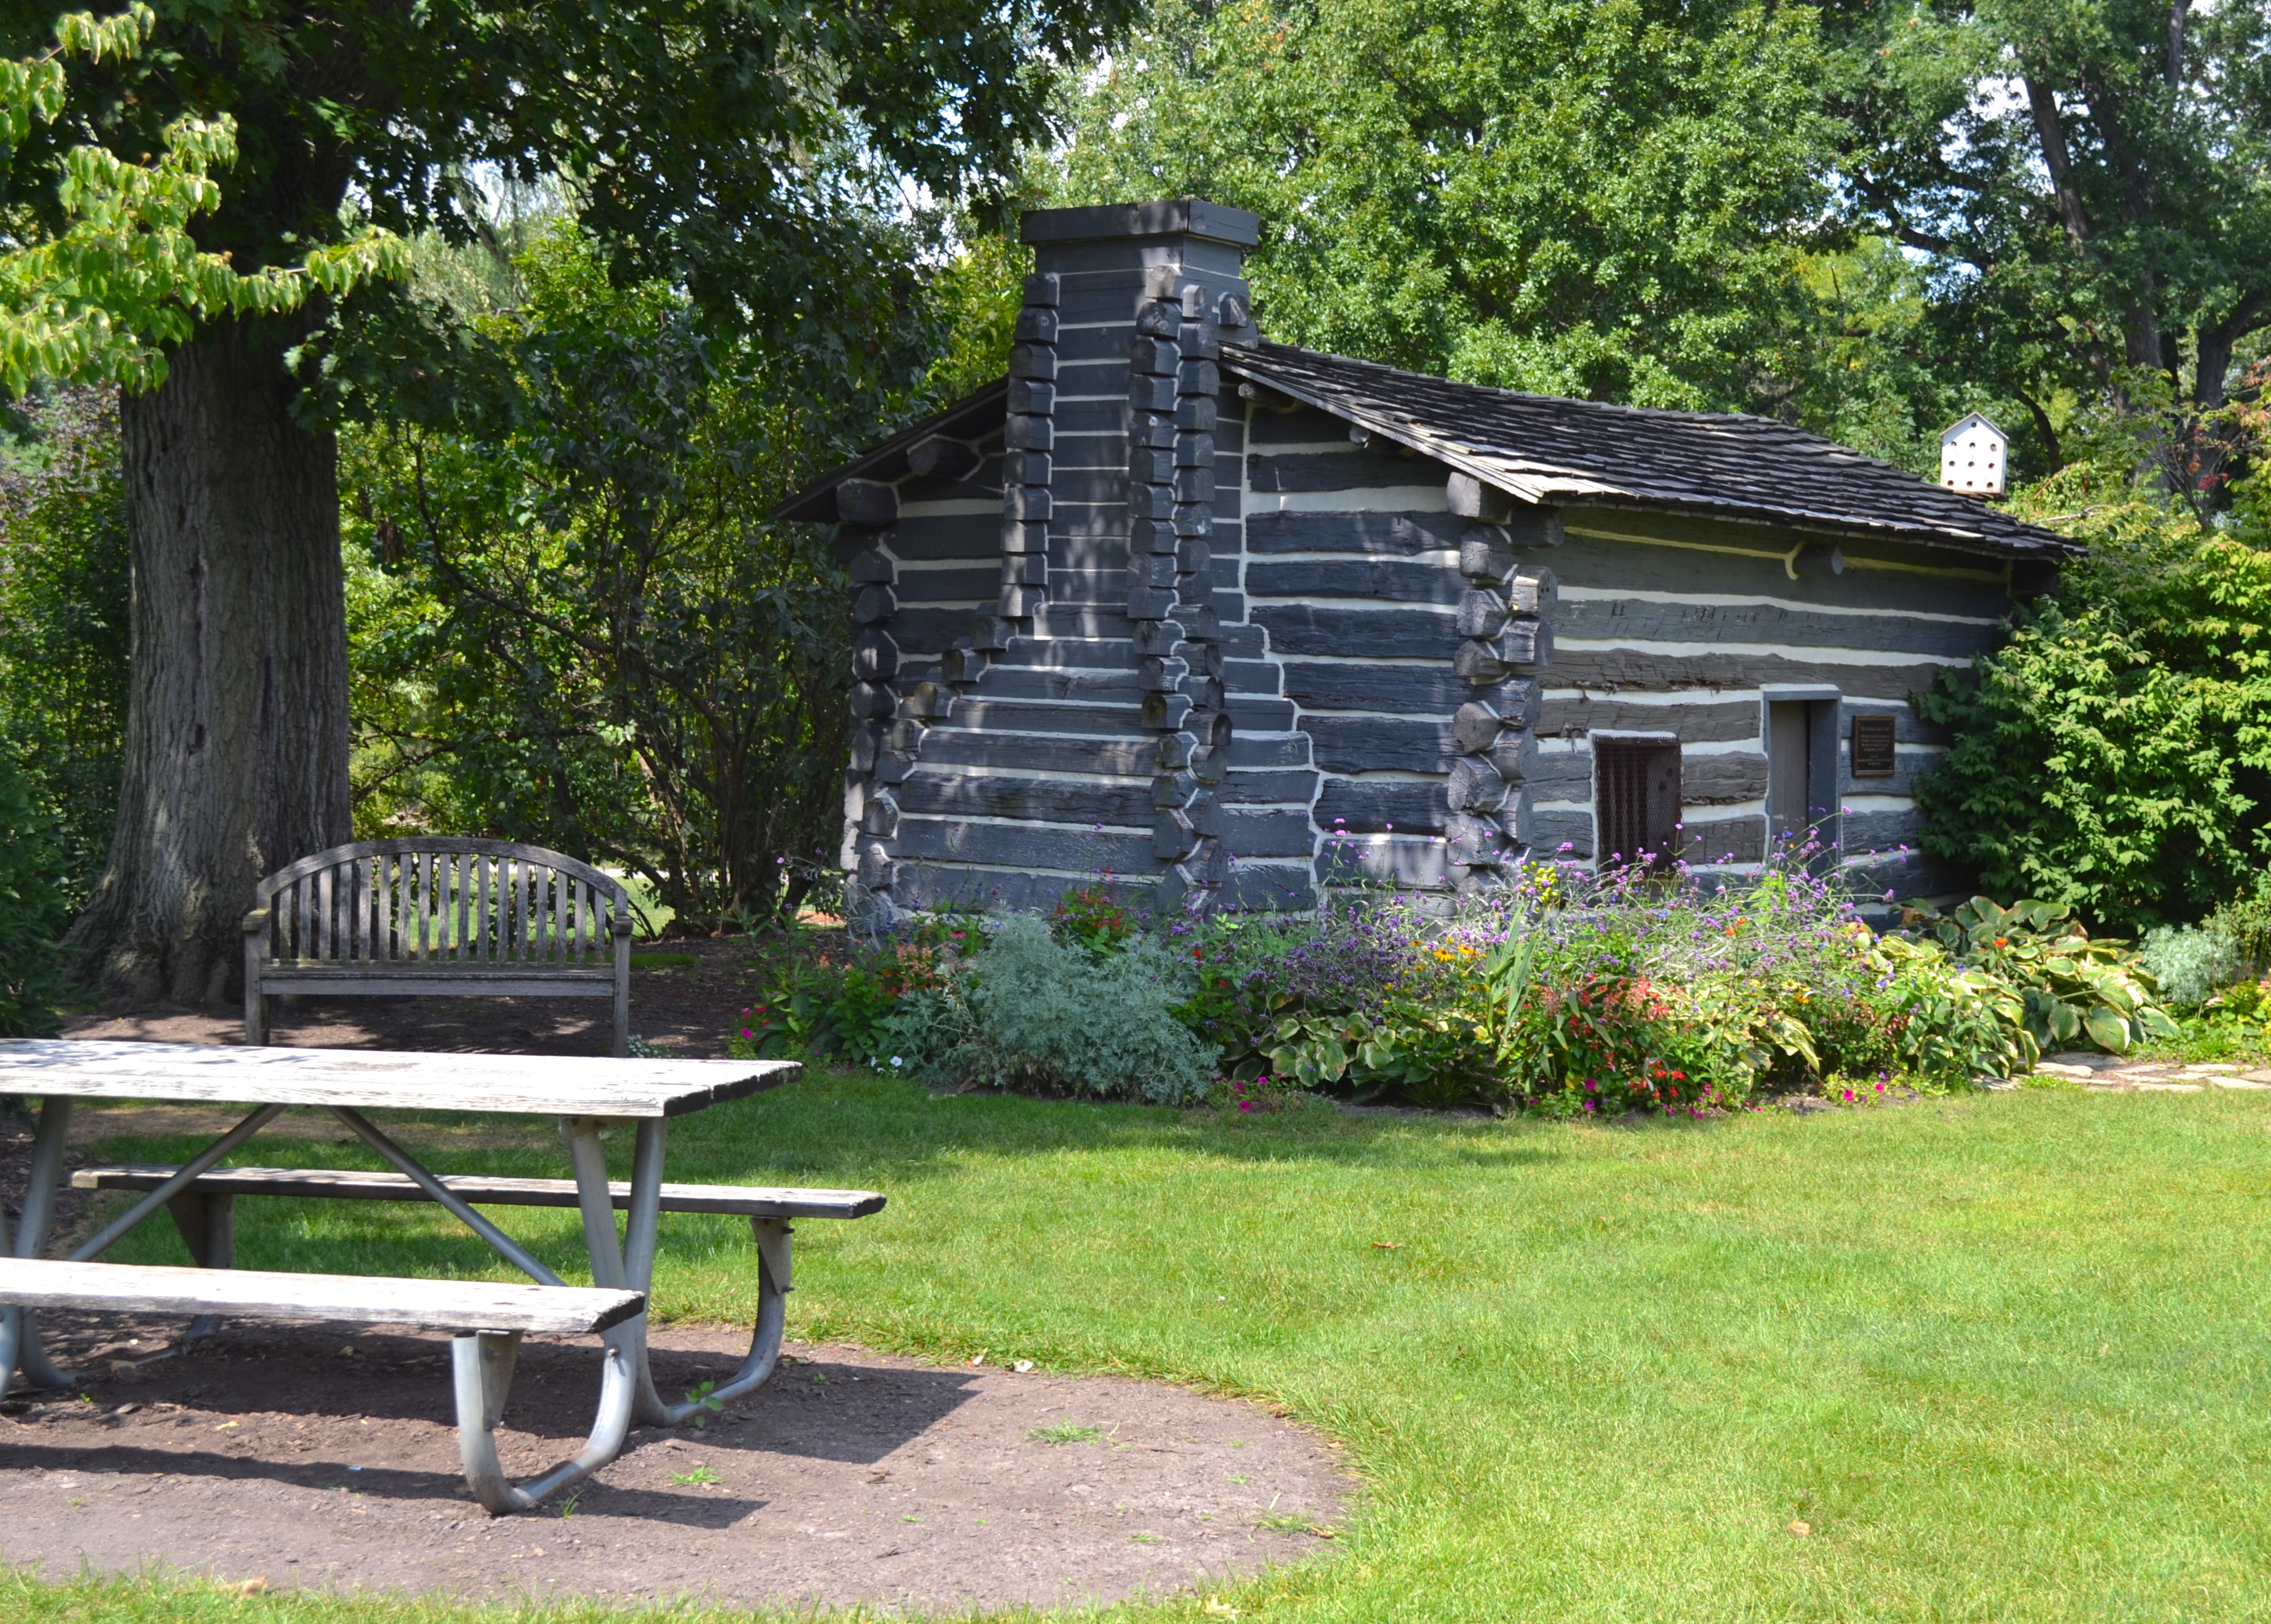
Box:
(0, 1318), (1345, 1612)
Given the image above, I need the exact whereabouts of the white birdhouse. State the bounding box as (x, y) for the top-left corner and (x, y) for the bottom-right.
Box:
(1939, 412), (2008, 497)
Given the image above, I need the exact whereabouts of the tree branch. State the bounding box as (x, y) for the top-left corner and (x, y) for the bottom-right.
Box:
(2024, 78), (2095, 252)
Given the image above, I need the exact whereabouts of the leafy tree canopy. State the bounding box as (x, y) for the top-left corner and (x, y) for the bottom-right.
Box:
(3, 0), (1136, 401)
(1057, 0), (1844, 413)
(343, 218), (907, 927)
(1, 6), (398, 394)
(1829, 0), (2271, 478)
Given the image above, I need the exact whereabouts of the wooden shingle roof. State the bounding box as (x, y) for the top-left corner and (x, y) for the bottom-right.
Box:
(1222, 342), (2076, 560)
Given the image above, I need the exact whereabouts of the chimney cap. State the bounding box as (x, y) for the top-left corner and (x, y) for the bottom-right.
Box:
(1021, 198), (1260, 249)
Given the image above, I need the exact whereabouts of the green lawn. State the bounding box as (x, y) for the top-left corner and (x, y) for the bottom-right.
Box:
(15, 1077), (2271, 1621)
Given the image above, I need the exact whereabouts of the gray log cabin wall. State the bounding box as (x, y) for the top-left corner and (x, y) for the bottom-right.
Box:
(821, 198), (2045, 918)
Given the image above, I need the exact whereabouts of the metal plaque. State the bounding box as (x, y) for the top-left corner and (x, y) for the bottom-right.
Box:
(1851, 714), (1898, 778)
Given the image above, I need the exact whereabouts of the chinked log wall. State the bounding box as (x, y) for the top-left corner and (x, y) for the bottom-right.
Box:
(1240, 403), (1556, 896)
(1239, 399), (2012, 897)
(1532, 513), (2009, 892)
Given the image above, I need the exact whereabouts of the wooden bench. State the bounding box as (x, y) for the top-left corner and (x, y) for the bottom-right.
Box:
(242, 838), (637, 1055)
(0, 1256), (644, 1515)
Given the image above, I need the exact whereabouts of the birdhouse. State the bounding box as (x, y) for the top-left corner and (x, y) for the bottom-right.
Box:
(1939, 412), (2007, 497)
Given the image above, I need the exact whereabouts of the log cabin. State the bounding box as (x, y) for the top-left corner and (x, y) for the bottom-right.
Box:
(778, 199), (2076, 920)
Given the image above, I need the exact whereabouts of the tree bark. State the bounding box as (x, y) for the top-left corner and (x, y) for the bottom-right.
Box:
(65, 317), (352, 1006)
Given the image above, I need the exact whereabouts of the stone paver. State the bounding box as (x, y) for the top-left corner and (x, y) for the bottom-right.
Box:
(2031, 1049), (2271, 1091)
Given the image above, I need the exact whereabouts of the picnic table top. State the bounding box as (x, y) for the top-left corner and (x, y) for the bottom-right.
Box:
(0, 1039), (799, 1119)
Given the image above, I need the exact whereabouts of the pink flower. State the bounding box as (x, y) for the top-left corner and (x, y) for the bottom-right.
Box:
(739, 1028), (753, 1039)
(1238, 1101), (1255, 1112)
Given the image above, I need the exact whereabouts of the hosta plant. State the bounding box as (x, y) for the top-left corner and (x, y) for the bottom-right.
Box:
(1914, 897), (2179, 1052)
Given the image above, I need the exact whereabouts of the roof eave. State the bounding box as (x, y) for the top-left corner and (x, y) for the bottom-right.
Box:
(772, 378), (1009, 524)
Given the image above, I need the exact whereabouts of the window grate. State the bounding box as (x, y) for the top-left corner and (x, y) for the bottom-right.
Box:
(1594, 737), (1682, 869)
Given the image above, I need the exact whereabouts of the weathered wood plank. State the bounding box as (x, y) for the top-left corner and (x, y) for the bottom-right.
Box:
(0, 1256), (644, 1335)
(1219, 863), (1319, 912)
(1245, 558), (1462, 606)
(1215, 806), (1318, 859)
(1252, 604), (1458, 659)
(1243, 510), (1464, 557)
(883, 512), (1007, 562)
(1314, 778), (1449, 836)
(1281, 662), (1540, 721)
(72, 1166), (885, 1220)
(1308, 715), (1458, 775)
(936, 700), (1151, 739)
(891, 862), (1151, 914)
(1247, 449), (1431, 495)
(260, 971), (615, 998)
(0, 1040), (798, 1119)
(893, 774), (1156, 828)
(1216, 767), (1322, 806)
(1538, 696), (1760, 742)
(1245, 402), (1359, 446)
(1681, 817), (1768, 866)
(1554, 531), (2014, 619)
(1314, 834), (1452, 890)
(891, 817), (1152, 873)
(914, 730), (1157, 777)
(1556, 595), (2001, 659)
(1552, 646), (1957, 697)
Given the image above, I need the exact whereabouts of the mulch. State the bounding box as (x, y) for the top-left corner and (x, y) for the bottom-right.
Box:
(2, 940), (1351, 1612)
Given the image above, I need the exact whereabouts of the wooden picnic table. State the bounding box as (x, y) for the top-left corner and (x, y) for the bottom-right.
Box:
(0, 1038), (843, 1511)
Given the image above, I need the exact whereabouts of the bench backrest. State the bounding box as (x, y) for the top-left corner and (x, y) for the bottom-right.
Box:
(252, 838), (634, 967)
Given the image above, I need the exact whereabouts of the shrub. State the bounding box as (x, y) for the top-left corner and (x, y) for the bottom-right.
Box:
(1908, 896), (2179, 1051)
(1915, 470), (2271, 933)
(2141, 923), (2248, 1011)
(0, 748), (67, 1037)
(921, 915), (1218, 1103)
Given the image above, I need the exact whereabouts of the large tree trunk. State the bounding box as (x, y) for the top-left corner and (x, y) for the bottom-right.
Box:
(65, 318), (352, 1006)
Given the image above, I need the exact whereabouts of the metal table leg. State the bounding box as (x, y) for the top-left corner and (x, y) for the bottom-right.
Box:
(559, 1116), (790, 1429)
(2, 1097), (77, 1392)
(453, 1333), (636, 1515)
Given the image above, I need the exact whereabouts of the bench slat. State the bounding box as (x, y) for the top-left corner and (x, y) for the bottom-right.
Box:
(259, 974), (615, 998)
(73, 1165), (886, 1220)
(0, 1257), (644, 1335)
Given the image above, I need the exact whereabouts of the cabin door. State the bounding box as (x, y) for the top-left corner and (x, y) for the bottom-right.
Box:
(1769, 701), (1811, 841)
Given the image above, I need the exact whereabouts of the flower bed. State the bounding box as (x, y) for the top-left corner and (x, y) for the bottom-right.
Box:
(731, 853), (2178, 1113)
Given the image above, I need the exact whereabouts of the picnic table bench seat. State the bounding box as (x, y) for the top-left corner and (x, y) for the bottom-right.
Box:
(0, 1256), (644, 1515)
(74, 1165), (887, 1222)
(242, 837), (638, 1055)
(65, 1162), (885, 1459)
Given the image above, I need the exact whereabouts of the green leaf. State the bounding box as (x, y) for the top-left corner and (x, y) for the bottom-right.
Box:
(2082, 1005), (2131, 1054)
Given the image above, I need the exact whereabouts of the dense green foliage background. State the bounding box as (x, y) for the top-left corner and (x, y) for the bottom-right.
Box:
(336, 222), (930, 927)
(0, 386), (126, 898)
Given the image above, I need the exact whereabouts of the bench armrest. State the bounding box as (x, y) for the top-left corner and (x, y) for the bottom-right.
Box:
(241, 906), (270, 936)
(610, 915), (635, 937)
